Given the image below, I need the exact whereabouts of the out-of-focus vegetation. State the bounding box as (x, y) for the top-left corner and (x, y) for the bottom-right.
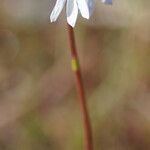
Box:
(0, 0), (150, 149)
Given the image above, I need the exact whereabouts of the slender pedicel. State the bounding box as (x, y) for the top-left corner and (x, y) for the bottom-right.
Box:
(67, 24), (93, 150)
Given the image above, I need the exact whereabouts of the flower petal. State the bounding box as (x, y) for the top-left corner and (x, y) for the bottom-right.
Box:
(88, 0), (94, 16)
(76, 0), (90, 19)
(50, 0), (66, 22)
(67, 0), (78, 27)
(101, 0), (112, 5)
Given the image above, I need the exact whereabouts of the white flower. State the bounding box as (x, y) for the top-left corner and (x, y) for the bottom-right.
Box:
(50, 0), (112, 27)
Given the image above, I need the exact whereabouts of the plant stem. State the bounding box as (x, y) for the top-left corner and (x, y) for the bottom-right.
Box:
(67, 24), (93, 150)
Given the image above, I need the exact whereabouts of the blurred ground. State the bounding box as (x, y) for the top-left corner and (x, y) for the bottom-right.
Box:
(0, 0), (150, 149)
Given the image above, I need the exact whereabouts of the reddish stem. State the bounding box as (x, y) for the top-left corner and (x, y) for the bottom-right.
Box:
(67, 24), (93, 150)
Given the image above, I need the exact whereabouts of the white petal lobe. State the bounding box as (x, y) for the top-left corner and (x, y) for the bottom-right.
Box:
(76, 0), (90, 19)
(88, 0), (94, 16)
(101, 0), (112, 4)
(50, 0), (66, 22)
(67, 0), (78, 27)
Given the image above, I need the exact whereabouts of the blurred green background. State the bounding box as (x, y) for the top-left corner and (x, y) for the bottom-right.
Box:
(0, 0), (150, 149)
